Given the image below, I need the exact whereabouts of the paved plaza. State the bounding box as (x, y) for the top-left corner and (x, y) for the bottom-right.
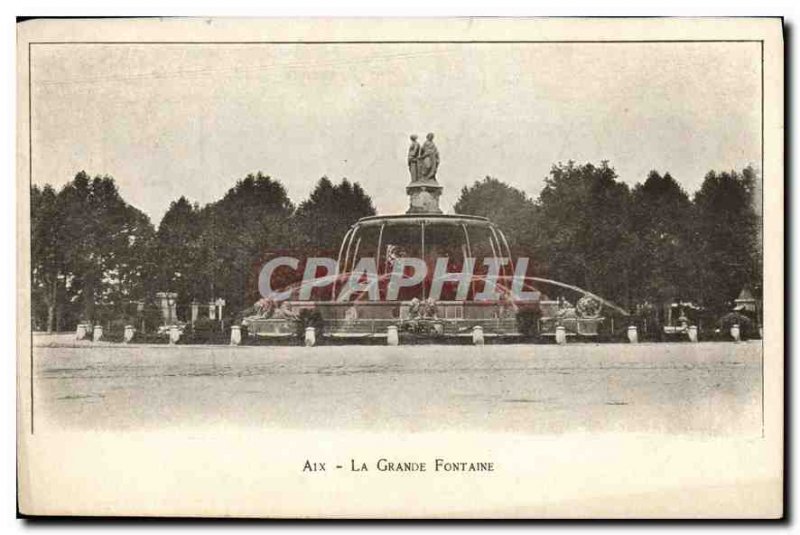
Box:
(32, 335), (762, 436)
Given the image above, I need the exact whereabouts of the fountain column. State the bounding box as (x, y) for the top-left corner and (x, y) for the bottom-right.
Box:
(406, 181), (443, 214)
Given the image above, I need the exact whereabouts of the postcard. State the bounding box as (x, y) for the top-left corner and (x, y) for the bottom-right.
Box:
(17, 17), (784, 518)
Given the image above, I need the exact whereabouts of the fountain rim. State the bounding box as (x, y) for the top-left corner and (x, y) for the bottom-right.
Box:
(354, 213), (491, 226)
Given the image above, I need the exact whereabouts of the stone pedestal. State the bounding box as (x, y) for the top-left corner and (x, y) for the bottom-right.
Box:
(406, 181), (443, 214)
(169, 325), (180, 345)
(730, 324), (741, 342)
(472, 325), (484, 346)
(387, 325), (399, 346)
(555, 326), (567, 345)
(688, 325), (698, 343)
(123, 325), (135, 343)
(304, 327), (316, 347)
(627, 325), (638, 344)
(92, 325), (103, 342)
(230, 325), (242, 346)
(76, 324), (87, 341)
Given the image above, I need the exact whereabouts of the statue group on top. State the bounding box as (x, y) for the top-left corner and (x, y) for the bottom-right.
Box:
(408, 132), (440, 183)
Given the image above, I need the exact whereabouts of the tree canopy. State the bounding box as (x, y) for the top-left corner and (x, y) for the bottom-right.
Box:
(453, 176), (540, 256)
(154, 196), (203, 305)
(196, 172), (296, 314)
(30, 161), (763, 331)
(293, 176), (376, 253)
(31, 171), (155, 331)
(535, 161), (634, 306)
(691, 166), (761, 314)
(628, 170), (694, 307)
(450, 162), (761, 316)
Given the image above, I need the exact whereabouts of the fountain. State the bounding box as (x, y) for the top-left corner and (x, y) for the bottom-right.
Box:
(243, 134), (625, 343)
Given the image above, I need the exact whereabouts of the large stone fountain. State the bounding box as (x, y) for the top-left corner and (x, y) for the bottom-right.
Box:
(334, 132), (514, 305)
(242, 134), (615, 344)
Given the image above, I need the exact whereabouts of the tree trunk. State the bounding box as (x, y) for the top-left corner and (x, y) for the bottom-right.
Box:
(45, 279), (57, 333)
(46, 303), (55, 333)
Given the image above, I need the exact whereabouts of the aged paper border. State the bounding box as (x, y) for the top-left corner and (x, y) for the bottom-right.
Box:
(16, 17), (784, 518)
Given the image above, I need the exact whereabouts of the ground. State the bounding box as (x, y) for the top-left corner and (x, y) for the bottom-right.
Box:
(31, 334), (762, 436)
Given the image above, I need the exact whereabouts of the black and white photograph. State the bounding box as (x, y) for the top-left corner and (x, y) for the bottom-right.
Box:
(16, 17), (784, 518)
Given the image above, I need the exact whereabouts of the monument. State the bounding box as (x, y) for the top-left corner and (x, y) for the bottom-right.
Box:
(244, 134), (617, 343)
(334, 132), (515, 305)
(406, 132), (443, 214)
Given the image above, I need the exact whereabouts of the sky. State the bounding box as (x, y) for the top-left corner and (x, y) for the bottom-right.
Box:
(30, 41), (762, 224)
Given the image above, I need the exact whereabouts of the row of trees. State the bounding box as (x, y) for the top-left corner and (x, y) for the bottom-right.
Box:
(455, 162), (761, 318)
(31, 161), (761, 331)
(31, 172), (375, 331)
(31, 173), (155, 332)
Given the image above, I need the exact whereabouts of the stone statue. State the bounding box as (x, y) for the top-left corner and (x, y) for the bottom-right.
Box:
(418, 132), (439, 182)
(421, 297), (439, 319)
(407, 134), (420, 182)
(408, 297), (421, 319)
(405, 132), (444, 214)
(254, 296), (276, 318)
(272, 301), (299, 320)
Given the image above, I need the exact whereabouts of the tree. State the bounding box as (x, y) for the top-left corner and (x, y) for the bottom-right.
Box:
(453, 176), (540, 257)
(691, 166), (761, 314)
(628, 171), (694, 307)
(69, 174), (153, 322)
(154, 196), (204, 309)
(293, 176), (376, 252)
(30, 184), (62, 331)
(195, 172), (296, 315)
(535, 161), (634, 307)
(31, 172), (155, 329)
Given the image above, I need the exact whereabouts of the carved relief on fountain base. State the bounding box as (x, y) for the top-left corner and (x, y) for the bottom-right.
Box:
(406, 183), (443, 214)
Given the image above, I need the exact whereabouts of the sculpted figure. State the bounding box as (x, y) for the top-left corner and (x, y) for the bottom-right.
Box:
(272, 301), (299, 320)
(422, 297), (438, 319)
(408, 297), (421, 319)
(407, 134), (420, 182)
(254, 296), (276, 319)
(344, 304), (359, 321)
(418, 133), (440, 182)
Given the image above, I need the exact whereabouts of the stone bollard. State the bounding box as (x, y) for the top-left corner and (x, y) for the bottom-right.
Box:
(387, 325), (399, 346)
(123, 325), (135, 343)
(230, 325), (242, 346)
(92, 324), (103, 342)
(76, 324), (87, 341)
(730, 324), (741, 343)
(555, 325), (567, 345)
(304, 327), (316, 347)
(169, 325), (180, 345)
(472, 325), (485, 346)
(627, 325), (638, 344)
(688, 325), (698, 343)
